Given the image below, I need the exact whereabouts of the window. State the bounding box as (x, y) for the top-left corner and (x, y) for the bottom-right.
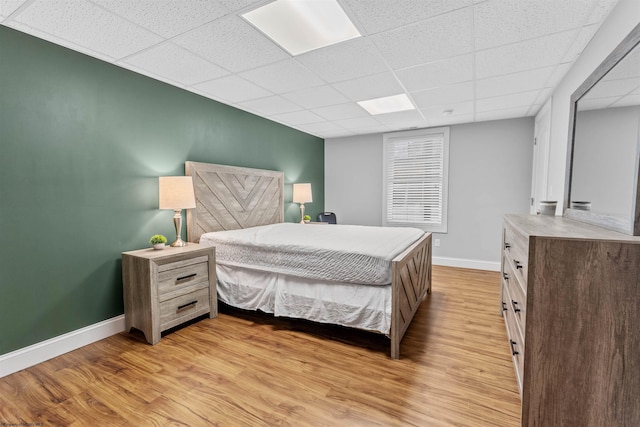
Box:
(382, 127), (450, 232)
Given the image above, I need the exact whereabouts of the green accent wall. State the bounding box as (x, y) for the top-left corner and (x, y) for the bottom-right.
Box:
(0, 26), (324, 355)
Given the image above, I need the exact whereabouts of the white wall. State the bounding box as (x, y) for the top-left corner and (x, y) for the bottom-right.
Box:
(541, 0), (640, 210)
(325, 133), (384, 226)
(325, 117), (534, 270)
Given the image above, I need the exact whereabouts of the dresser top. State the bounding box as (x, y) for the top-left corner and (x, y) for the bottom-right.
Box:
(504, 214), (640, 242)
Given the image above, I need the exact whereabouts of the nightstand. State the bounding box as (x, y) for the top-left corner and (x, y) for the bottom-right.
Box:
(122, 243), (216, 344)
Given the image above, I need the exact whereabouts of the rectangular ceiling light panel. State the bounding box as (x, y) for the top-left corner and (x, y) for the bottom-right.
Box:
(242, 0), (361, 56)
(358, 94), (416, 115)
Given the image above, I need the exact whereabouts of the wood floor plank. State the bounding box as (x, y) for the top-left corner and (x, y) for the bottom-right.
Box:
(0, 266), (520, 426)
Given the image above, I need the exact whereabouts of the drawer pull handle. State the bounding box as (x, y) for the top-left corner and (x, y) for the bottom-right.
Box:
(504, 242), (511, 249)
(502, 301), (508, 311)
(503, 272), (509, 280)
(177, 301), (197, 312)
(176, 273), (197, 283)
(511, 300), (521, 313)
(509, 340), (519, 356)
(514, 260), (523, 269)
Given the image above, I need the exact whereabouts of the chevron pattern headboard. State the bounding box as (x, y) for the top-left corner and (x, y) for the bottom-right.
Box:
(185, 161), (284, 242)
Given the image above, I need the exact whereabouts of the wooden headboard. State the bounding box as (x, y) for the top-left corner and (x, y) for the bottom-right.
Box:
(185, 161), (284, 242)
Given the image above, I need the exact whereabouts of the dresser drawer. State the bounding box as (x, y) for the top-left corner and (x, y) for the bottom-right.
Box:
(503, 226), (528, 287)
(503, 257), (527, 336)
(157, 256), (209, 296)
(159, 286), (211, 331)
(502, 284), (525, 394)
(504, 225), (527, 254)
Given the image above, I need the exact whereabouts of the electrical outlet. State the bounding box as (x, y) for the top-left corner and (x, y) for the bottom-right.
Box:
(434, 239), (441, 247)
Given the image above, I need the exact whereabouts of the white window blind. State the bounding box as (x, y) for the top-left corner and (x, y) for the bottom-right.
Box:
(382, 127), (449, 232)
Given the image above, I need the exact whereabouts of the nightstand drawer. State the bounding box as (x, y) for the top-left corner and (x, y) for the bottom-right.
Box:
(158, 256), (209, 295)
(160, 287), (211, 331)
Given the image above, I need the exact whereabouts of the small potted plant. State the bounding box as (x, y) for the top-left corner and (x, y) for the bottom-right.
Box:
(303, 215), (311, 224)
(149, 234), (167, 250)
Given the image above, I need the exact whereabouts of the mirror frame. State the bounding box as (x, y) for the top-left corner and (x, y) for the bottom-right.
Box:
(564, 22), (640, 236)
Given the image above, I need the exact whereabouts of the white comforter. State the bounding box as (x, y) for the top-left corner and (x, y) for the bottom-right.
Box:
(199, 223), (424, 285)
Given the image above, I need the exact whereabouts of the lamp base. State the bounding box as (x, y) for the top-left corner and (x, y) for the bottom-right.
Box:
(171, 209), (188, 247)
(170, 237), (188, 247)
(299, 203), (306, 224)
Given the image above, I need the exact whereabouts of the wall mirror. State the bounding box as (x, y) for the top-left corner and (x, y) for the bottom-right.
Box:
(565, 22), (640, 235)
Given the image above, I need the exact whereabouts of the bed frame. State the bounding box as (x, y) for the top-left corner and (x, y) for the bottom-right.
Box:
(185, 161), (431, 359)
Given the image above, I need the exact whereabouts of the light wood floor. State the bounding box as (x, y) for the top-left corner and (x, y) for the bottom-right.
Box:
(0, 266), (521, 426)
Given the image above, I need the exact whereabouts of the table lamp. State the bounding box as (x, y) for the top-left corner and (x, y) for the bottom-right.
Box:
(293, 183), (312, 224)
(159, 176), (196, 247)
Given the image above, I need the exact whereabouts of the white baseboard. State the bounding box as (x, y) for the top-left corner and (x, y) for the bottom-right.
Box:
(0, 315), (125, 378)
(433, 256), (501, 272)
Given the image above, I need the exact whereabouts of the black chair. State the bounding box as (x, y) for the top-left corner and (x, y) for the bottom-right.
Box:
(316, 212), (337, 224)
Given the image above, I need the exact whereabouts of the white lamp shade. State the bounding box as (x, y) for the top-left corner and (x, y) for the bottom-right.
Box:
(159, 176), (196, 209)
(293, 183), (313, 203)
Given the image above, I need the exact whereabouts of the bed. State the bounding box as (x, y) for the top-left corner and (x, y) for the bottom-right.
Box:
(185, 161), (431, 359)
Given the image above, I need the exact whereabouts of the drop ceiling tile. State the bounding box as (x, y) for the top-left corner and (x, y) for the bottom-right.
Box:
(395, 54), (473, 92)
(476, 67), (554, 99)
(610, 94), (640, 108)
(12, 0), (163, 60)
(332, 72), (404, 101)
(173, 14), (289, 73)
(476, 106), (530, 122)
(412, 82), (474, 108)
(270, 110), (325, 125)
(5, 20), (113, 65)
(93, 0), (230, 38)
(474, 0), (593, 50)
(282, 85), (349, 109)
(585, 0), (619, 25)
(322, 129), (355, 138)
(311, 103), (369, 121)
(0, 0), (25, 19)
(371, 7), (474, 69)
(296, 38), (389, 83)
(237, 95), (302, 116)
(419, 101), (474, 121)
(342, 0), (472, 35)
(297, 121), (346, 134)
(561, 24), (599, 63)
(476, 30), (577, 79)
(430, 113), (475, 127)
(334, 116), (384, 130)
(219, 0), (265, 13)
(374, 109), (426, 127)
(347, 124), (391, 135)
(194, 75), (272, 103)
(577, 96), (619, 111)
(476, 90), (539, 112)
(239, 59), (325, 94)
(547, 63), (573, 88)
(121, 42), (228, 86)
